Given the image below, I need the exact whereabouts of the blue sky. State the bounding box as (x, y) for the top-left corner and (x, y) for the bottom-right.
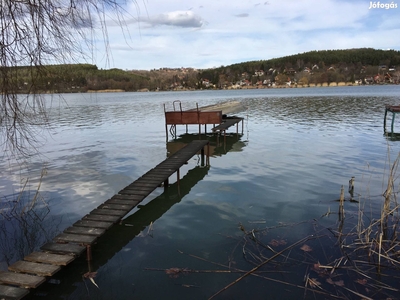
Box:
(88, 0), (400, 70)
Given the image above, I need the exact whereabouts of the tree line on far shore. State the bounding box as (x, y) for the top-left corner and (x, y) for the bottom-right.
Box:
(5, 48), (400, 93)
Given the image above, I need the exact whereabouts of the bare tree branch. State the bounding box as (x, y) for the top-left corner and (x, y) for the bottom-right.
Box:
(0, 0), (135, 156)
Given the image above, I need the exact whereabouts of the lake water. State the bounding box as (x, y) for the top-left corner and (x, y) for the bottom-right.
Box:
(1, 85), (400, 299)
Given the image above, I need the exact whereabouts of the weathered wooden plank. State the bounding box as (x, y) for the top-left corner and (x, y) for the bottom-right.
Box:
(147, 169), (175, 175)
(89, 208), (127, 217)
(104, 199), (140, 206)
(41, 243), (85, 256)
(0, 284), (29, 300)
(136, 177), (165, 184)
(0, 272), (45, 288)
(73, 220), (114, 229)
(111, 194), (144, 201)
(84, 214), (121, 223)
(24, 252), (74, 266)
(98, 203), (136, 211)
(123, 183), (159, 191)
(9, 261), (60, 277)
(53, 233), (97, 245)
(118, 189), (153, 196)
(64, 226), (105, 236)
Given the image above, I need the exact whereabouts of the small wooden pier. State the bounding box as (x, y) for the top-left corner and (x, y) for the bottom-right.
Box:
(384, 105), (400, 133)
(164, 101), (244, 139)
(0, 140), (209, 300)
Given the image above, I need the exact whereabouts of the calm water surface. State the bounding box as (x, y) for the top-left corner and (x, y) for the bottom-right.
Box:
(1, 85), (400, 299)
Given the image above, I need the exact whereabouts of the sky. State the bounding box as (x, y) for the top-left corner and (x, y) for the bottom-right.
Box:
(88, 0), (400, 70)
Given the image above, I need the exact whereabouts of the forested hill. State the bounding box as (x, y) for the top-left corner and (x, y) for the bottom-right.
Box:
(199, 48), (400, 87)
(11, 64), (151, 93)
(8, 48), (400, 93)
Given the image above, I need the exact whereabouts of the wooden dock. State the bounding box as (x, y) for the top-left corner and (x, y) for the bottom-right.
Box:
(0, 140), (209, 300)
(384, 105), (400, 133)
(164, 101), (244, 139)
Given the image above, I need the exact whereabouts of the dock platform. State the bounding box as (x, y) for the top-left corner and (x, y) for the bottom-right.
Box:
(0, 140), (209, 300)
(384, 105), (400, 133)
(164, 101), (244, 139)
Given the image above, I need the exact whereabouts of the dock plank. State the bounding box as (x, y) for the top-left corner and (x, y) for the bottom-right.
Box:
(98, 203), (136, 211)
(0, 272), (45, 288)
(41, 243), (85, 255)
(74, 220), (114, 229)
(0, 284), (29, 300)
(53, 233), (97, 245)
(118, 189), (155, 196)
(111, 194), (144, 201)
(24, 252), (74, 266)
(83, 214), (121, 223)
(9, 261), (60, 277)
(104, 199), (140, 206)
(64, 226), (106, 236)
(90, 208), (127, 217)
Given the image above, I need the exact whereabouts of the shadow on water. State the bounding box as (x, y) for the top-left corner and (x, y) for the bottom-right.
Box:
(167, 133), (246, 157)
(384, 132), (400, 141)
(33, 165), (210, 299)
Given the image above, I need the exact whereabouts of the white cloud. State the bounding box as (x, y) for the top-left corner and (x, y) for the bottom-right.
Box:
(86, 0), (400, 70)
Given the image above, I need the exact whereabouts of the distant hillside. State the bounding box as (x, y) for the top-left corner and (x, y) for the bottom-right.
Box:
(4, 48), (400, 93)
(7, 64), (151, 93)
(198, 48), (400, 88)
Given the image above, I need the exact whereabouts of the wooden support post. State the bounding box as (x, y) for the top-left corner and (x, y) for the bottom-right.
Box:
(177, 169), (180, 186)
(384, 108), (388, 132)
(339, 185), (345, 222)
(165, 123), (168, 142)
(201, 147), (205, 166)
(186, 124), (188, 133)
(205, 124), (207, 134)
(391, 112), (396, 133)
(224, 130), (227, 145)
(86, 245), (92, 261)
(164, 178), (169, 191)
(207, 143), (210, 165)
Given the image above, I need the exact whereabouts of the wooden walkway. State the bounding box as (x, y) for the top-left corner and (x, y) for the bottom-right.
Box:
(0, 140), (209, 300)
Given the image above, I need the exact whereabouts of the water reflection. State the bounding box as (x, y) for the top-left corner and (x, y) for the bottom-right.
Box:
(167, 133), (246, 158)
(0, 187), (61, 270)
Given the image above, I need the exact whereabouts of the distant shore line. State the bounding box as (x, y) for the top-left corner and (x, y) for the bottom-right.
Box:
(39, 82), (398, 94)
(90, 82), (397, 93)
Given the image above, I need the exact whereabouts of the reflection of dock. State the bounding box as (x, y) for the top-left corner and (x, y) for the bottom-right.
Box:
(164, 101), (244, 140)
(0, 141), (209, 300)
(167, 133), (246, 158)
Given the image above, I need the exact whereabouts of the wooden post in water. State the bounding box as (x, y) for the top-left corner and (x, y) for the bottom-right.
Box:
(339, 185), (345, 221)
(207, 143), (210, 165)
(86, 245), (92, 261)
(384, 108), (388, 132)
(201, 147), (205, 166)
(164, 178), (169, 192)
(392, 112), (396, 133)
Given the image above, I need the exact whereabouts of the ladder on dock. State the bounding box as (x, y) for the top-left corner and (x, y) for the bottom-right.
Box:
(0, 140), (209, 300)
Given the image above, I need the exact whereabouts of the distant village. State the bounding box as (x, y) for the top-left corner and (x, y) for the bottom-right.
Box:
(197, 64), (399, 90)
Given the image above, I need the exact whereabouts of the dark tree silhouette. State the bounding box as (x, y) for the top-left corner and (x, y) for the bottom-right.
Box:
(0, 0), (135, 155)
